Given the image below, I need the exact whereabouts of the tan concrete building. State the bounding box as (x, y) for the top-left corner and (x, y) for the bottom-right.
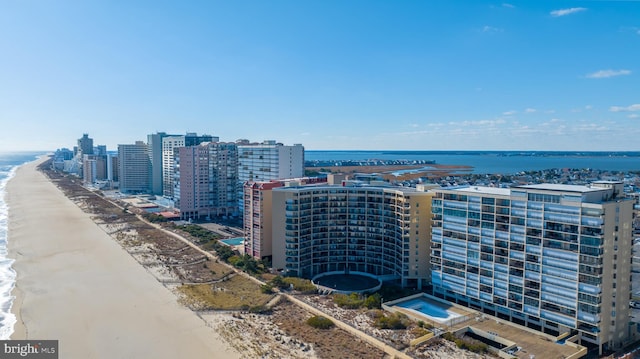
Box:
(177, 142), (238, 220)
(244, 177), (326, 261)
(271, 180), (434, 289)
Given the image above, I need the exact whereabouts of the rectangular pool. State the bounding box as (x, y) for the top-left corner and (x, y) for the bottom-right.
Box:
(220, 237), (245, 246)
(394, 297), (462, 324)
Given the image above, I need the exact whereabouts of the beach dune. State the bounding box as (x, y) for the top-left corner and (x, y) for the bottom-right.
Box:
(7, 158), (240, 358)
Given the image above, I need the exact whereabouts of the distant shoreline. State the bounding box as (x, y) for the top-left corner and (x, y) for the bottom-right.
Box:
(306, 150), (640, 157)
(305, 150), (640, 175)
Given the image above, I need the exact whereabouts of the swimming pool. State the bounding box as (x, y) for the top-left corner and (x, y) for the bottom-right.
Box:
(394, 297), (462, 324)
(220, 237), (244, 246)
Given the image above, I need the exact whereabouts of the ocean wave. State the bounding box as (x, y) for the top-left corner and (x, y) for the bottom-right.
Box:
(0, 158), (27, 339)
(0, 259), (16, 340)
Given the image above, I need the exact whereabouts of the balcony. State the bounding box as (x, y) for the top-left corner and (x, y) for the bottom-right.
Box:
(578, 323), (600, 334)
(577, 311), (600, 324)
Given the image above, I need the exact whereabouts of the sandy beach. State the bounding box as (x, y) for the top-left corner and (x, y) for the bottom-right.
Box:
(7, 158), (240, 358)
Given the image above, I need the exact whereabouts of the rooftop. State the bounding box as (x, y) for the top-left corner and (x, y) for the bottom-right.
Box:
(516, 183), (602, 193)
(273, 184), (431, 194)
(445, 186), (511, 196)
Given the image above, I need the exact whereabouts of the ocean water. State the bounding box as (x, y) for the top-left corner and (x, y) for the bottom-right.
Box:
(306, 151), (640, 174)
(0, 152), (45, 339)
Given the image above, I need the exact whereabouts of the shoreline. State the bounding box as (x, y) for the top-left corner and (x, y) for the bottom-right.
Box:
(7, 158), (240, 358)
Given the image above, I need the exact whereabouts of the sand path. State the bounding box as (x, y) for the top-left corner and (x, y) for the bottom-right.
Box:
(7, 158), (240, 358)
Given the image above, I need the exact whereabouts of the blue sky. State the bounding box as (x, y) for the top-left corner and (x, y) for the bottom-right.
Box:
(1, 1), (639, 151)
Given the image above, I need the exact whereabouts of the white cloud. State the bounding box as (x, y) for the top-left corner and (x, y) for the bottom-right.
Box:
(575, 123), (608, 132)
(586, 69), (632, 79)
(384, 114), (640, 150)
(550, 7), (587, 17)
(461, 119), (506, 126)
(502, 3), (515, 8)
(482, 25), (502, 33)
(524, 108), (536, 113)
(502, 110), (517, 116)
(539, 119), (568, 136)
(620, 26), (640, 36)
(585, 105), (593, 110)
(610, 104), (640, 112)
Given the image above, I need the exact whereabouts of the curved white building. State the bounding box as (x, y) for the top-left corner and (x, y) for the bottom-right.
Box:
(272, 183), (433, 289)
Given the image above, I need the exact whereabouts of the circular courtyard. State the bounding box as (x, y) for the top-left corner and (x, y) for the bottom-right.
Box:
(312, 272), (382, 294)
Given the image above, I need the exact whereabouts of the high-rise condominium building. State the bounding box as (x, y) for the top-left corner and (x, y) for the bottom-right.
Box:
(147, 132), (172, 195)
(108, 154), (118, 182)
(52, 148), (75, 171)
(178, 142), (238, 220)
(83, 157), (97, 185)
(272, 182), (433, 288)
(237, 140), (304, 211)
(95, 145), (107, 156)
(77, 133), (94, 156)
(82, 154), (107, 184)
(243, 177), (326, 260)
(118, 141), (150, 193)
(237, 140), (305, 183)
(161, 133), (217, 199)
(430, 182), (635, 355)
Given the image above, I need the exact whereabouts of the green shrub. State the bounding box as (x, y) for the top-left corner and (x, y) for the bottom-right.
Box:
(441, 332), (489, 354)
(334, 293), (364, 309)
(213, 243), (235, 261)
(417, 320), (433, 329)
(143, 213), (168, 223)
(228, 255), (241, 266)
(269, 275), (287, 289)
(306, 315), (335, 329)
(411, 326), (430, 338)
(226, 254), (261, 274)
(374, 312), (409, 329)
(176, 224), (219, 241)
(332, 292), (380, 309)
(267, 276), (316, 293)
(363, 293), (381, 309)
(442, 332), (456, 342)
(369, 309), (385, 319)
(282, 277), (316, 293)
(249, 305), (270, 314)
(459, 341), (489, 354)
(260, 284), (274, 294)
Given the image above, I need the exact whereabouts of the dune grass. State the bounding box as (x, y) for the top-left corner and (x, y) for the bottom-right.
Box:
(177, 275), (273, 310)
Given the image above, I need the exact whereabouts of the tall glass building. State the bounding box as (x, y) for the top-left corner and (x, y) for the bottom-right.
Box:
(431, 182), (635, 355)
